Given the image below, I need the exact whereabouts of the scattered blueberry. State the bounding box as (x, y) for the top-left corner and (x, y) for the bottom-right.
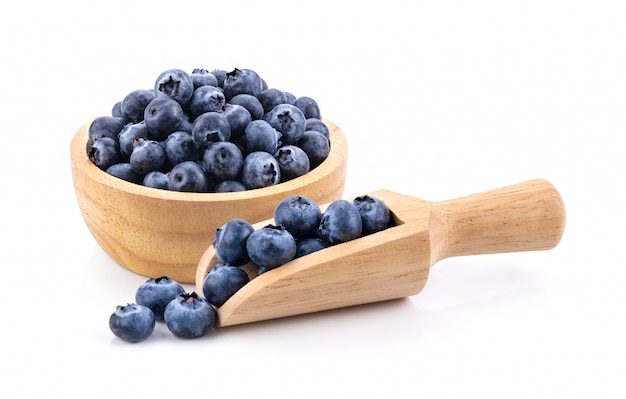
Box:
(109, 303), (155, 343)
(202, 264), (250, 307)
(229, 93), (264, 120)
(305, 118), (330, 138)
(164, 292), (216, 338)
(257, 88), (287, 113)
(118, 122), (150, 159)
(135, 276), (185, 320)
(223, 68), (264, 100)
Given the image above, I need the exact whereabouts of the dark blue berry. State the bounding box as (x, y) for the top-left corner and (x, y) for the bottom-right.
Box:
(241, 151), (281, 189)
(109, 303), (155, 343)
(265, 103), (306, 145)
(305, 118), (330, 138)
(297, 130), (330, 168)
(275, 145), (310, 181)
(202, 264), (250, 307)
(243, 120), (282, 154)
(167, 161), (208, 192)
(135, 276), (185, 320)
(189, 85), (225, 117)
(202, 141), (243, 181)
(121, 89), (157, 123)
(190, 68), (218, 89)
(105, 163), (143, 184)
(164, 292), (216, 338)
(192, 111), (231, 149)
(129, 138), (166, 175)
(88, 136), (120, 170)
(118, 122), (149, 159)
(294, 96), (321, 119)
(213, 218), (254, 266)
(154, 68), (194, 106)
(295, 237), (331, 258)
(274, 195), (322, 240)
(143, 171), (169, 190)
(229, 93), (264, 120)
(246, 224), (297, 269)
(143, 96), (185, 140)
(88, 116), (127, 142)
(257, 88), (287, 113)
(164, 131), (199, 166)
(223, 68), (264, 101)
(317, 200), (363, 244)
(353, 195), (392, 235)
(214, 180), (247, 192)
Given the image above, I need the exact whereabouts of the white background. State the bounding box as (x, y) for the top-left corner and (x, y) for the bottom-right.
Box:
(1, 1), (624, 397)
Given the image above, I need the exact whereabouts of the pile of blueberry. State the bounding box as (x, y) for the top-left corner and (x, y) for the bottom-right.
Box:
(201, 194), (393, 311)
(87, 68), (331, 192)
(110, 194), (392, 342)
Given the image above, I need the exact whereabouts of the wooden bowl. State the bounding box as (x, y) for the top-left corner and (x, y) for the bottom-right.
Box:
(70, 118), (348, 284)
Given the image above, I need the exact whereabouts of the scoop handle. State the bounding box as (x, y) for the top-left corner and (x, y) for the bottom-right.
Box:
(429, 179), (566, 262)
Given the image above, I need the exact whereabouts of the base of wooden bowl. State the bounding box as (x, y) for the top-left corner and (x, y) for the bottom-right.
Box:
(70, 118), (348, 284)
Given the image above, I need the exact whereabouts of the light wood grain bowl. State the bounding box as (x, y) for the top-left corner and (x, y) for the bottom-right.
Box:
(70, 117), (348, 284)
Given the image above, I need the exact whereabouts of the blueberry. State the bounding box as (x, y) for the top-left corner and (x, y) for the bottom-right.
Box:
(210, 69), (228, 88)
(265, 103), (306, 145)
(143, 171), (169, 189)
(274, 195), (322, 239)
(221, 103), (252, 139)
(109, 303), (155, 343)
(202, 264), (250, 307)
(213, 218), (254, 266)
(189, 85), (225, 117)
(143, 96), (185, 140)
(129, 138), (166, 175)
(88, 136), (120, 170)
(229, 93), (264, 120)
(223, 68), (264, 101)
(135, 276), (185, 320)
(112, 101), (125, 119)
(164, 131), (199, 166)
(294, 96), (321, 120)
(121, 89), (157, 123)
(305, 118), (330, 138)
(118, 122), (150, 159)
(297, 130), (330, 168)
(246, 224), (297, 269)
(105, 163), (143, 184)
(164, 292), (216, 338)
(192, 111), (231, 149)
(241, 151), (281, 189)
(190, 68), (218, 89)
(282, 91), (297, 104)
(214, 180), (247, 192)
(353, 195), (392, 235)
(317, 200), (363, 244)
(275, 145), (310, 181)
(243, 120), (282, 154)
(88, 116), (127, 142)
(167, 161), (208, 192)
(154, 68), (194, 106)
(257, 88), (287, 113)
(295, 237), (331, 258)
(203, 141), (243, 181)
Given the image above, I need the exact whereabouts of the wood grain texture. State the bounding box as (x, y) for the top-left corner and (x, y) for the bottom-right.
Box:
(70, 118), (348, 284)
(196, 179), (566, 327)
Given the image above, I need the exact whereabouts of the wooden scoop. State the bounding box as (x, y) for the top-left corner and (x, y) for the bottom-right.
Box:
(196, 179), (566, 327)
